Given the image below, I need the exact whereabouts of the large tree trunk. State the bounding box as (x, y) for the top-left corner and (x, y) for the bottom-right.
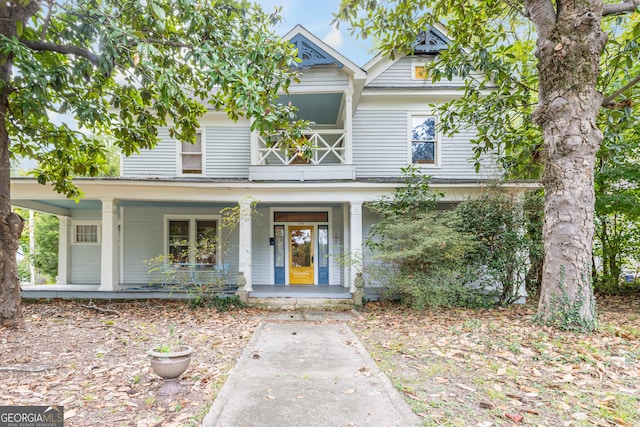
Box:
(0, 3), (31, 327)
(0, 88), (25, 327)
(529, 0), (607, 330)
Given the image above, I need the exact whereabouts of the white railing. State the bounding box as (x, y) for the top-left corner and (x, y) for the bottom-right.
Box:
(255, 129), (346, 166)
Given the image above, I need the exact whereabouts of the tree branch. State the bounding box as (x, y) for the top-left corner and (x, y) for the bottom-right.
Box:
(503, 0), (529, 18)
(602, 71), (640, 106)
(525, 0), (557, 39)
(602, 0), (639, 16)
(19, 39), (99, 67)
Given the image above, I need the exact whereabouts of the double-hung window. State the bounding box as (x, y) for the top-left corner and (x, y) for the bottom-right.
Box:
(180, 131), (203, 175)
(166, 216), (218, 265)
(411, 116), (437, 165)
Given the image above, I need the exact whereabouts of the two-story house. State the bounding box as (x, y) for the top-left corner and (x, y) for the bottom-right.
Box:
(13, 25), (530, 302)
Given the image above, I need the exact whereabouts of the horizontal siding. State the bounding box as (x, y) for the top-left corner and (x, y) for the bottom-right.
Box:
(251, 206), (271, 285)
(292, 68), (350, 91)
(204, 126), (250, 178)
(368, 56), (466, 88)
(70, 245), (100, 284)
(121, 205), (239, 285)
(353, 110), (408, 177)
(122, 128), (176, 177)
(69, 211), (101, 284)
(330, 205), (344, 286)
(353, 110), (500, 180)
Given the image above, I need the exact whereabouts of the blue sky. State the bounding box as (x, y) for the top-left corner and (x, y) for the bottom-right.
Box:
(256, 0), (373, 66)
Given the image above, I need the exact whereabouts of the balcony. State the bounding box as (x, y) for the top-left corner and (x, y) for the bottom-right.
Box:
(249, 129), (356, 182)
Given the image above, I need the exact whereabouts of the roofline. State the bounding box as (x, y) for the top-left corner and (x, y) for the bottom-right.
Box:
(284, 24), (366, 81)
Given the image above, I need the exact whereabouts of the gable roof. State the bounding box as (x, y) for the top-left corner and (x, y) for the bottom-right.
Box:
(363, 24), (451, 85)
(284, 25), (366, 80)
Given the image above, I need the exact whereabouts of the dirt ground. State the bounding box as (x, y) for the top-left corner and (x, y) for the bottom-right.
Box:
(0, 296), (639, 426)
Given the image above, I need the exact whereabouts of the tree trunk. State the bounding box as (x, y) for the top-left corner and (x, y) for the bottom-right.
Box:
(531, 1), (607, 330)
(0, 3), (34, 327)
(0, 85), (25, 327)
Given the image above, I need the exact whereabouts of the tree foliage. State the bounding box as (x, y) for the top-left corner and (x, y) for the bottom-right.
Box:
(0, 0), (307, 326)
(17, 210), (59, 283)
(336, 0), (640, 330)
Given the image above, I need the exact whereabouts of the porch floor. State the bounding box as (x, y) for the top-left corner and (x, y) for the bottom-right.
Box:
(20, 284), (368, 300)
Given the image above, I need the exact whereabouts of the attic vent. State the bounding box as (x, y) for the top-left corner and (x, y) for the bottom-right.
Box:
(413, 27), (450, 54)
(290, 34), (344, 68)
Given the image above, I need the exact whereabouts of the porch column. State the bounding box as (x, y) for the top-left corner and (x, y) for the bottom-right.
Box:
(349, 200), (363, 292)
(56, 215), (71, 285)
(344, 90), (353, 164)
(99, 198), (119, 291)
(238, 199), (253, 292)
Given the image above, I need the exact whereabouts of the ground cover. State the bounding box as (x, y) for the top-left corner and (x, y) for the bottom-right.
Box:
(0, 296), (638, 426)
(351, 296), (640, 426)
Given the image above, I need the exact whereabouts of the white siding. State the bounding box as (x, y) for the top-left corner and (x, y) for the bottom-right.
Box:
(70, 246), (101, 284)
(353, 110), (408, 177)
(121, 128), (176, 177)
(291, 68), (350, 92)
(353, 110), (499, 180)
(368, 56), (466, 88)
(204, 126), (250, 178)
(121, 205), (239, 285)
(69, 211), (101, 284)
(251, 206), (272, 285)
(330, 205), (344, 286)
(121, 206), (165, 284)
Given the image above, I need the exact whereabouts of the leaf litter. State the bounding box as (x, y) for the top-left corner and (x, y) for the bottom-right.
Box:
(0, 295), (638, 426)
(349, 295), (640, 427)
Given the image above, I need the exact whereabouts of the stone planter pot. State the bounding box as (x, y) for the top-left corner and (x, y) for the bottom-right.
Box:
(148, 345), (193, 395)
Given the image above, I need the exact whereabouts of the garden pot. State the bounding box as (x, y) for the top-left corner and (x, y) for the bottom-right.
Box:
(148, 345), (193, 395)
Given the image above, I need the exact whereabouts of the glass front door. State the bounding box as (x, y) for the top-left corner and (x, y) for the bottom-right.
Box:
(289, 225), (314, 285)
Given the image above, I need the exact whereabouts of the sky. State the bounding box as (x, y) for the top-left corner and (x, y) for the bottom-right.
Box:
(255, 0), (373, 67)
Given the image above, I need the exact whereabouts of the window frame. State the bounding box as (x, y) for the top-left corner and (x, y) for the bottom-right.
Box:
(178, 130), (205, 176)
(163, 215), (221, 265)
(408, 113), (440, 167)
(71, 221), (102, 245)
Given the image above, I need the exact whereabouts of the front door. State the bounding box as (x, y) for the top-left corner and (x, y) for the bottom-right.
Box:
(289, 225), (314, 285)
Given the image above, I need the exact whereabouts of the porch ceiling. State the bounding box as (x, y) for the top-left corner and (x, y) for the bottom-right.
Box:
(280, 93), (342, 125)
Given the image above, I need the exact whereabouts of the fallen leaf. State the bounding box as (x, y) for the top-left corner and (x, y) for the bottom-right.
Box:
(343, 389), (355, 394)
(504, 413), (523, 423)
(456, 383), (476, 392)
(266, 395), (276, 400)
(497, 367), (507, 376)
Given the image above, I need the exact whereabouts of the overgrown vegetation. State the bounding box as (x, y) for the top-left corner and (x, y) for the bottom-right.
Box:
(146, 199), (257, 311)
(365, 166), (543, 309)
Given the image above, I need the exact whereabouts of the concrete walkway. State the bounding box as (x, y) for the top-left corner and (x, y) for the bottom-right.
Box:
(202, 317), (422, 427)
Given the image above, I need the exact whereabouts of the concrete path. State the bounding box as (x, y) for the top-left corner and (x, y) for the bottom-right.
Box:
(202, 319), (422, 427)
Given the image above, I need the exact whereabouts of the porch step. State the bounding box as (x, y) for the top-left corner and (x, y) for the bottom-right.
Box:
(247, 296), (354, 310)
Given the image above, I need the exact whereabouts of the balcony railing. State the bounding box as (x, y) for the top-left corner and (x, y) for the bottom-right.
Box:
(255, 129), (346, 166)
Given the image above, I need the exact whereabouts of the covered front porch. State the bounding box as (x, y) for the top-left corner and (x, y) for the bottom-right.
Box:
(20, 284), (379, 307)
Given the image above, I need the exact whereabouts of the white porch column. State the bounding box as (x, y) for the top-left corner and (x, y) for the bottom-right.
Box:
(344, 90), (353, 164)
(56, 215), (71, 285)
(99, 198), (119, 291)
(238, 199), (253, 292)
(349, 201), (363, 292)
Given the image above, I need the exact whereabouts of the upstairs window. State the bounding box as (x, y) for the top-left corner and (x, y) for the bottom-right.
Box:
(181, 132), (203, 174)
(411, 116), (437, 165)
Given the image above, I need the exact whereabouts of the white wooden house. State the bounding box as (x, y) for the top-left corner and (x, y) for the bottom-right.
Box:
(12, 25), (530, 301)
